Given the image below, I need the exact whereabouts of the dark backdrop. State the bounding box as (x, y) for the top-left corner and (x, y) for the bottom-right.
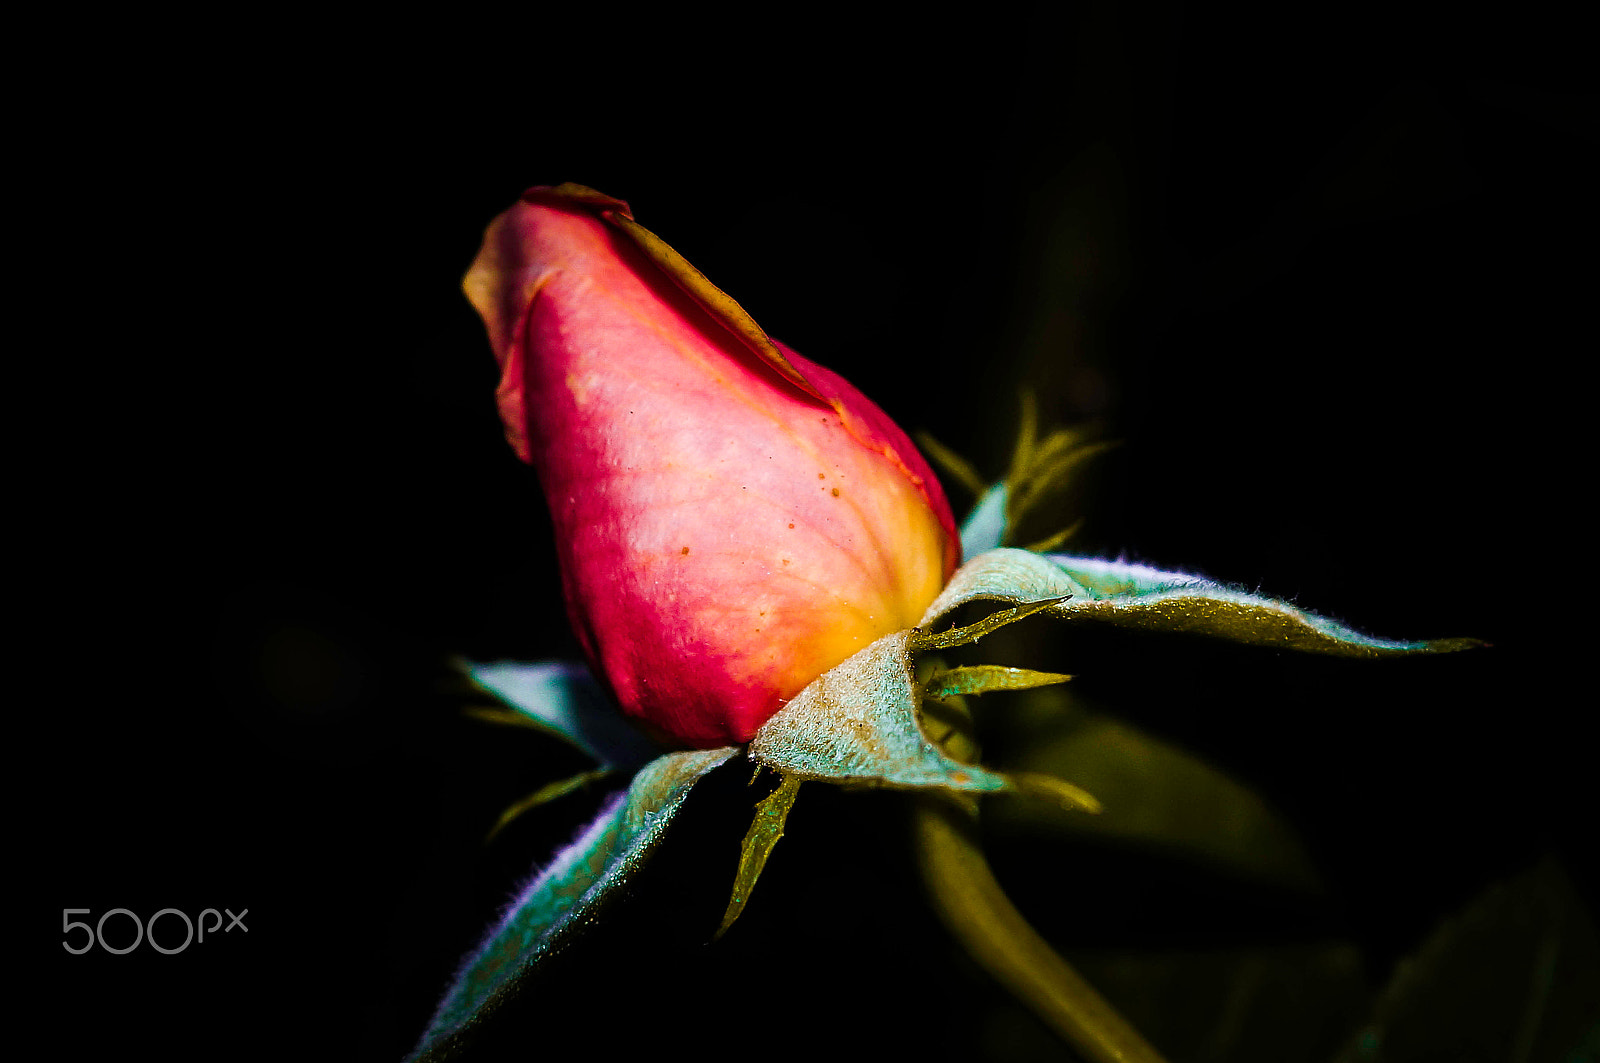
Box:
(41, 7), (1591, 1061)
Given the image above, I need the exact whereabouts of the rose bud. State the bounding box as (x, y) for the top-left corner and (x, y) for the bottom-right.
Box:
(464, 184), (959, 748)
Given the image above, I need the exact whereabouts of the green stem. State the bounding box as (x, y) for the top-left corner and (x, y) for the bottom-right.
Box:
(911, 794), (1170, 1063)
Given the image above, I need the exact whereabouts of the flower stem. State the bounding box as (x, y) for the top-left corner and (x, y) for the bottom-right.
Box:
(911, 793), (1170, 1063)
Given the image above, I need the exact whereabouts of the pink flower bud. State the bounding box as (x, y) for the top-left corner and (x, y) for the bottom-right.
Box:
(465, 184), (959, 748)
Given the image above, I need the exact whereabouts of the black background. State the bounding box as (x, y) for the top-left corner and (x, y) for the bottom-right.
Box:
(38, 6), (1591, 1061)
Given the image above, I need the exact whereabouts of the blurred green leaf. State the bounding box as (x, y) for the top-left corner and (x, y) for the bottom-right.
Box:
(1333, 859), (1600, 1063)
(915, 792), (1170, 1063)
(1064, 943), (1370, 1063)
(988, 686), (1322, 892)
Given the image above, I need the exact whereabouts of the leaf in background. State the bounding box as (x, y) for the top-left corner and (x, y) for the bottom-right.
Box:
(1333, 859), (1600, 1063)
(1063, 943), (1371, 1063)
(410, 746), (737, 1062)
(458, 659), (660, 769)
(987, 685), (1322, 892)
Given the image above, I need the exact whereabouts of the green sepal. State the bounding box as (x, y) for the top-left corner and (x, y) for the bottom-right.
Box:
(960, 481), (1009, 561)
(921, 549), (1482, 657)
(914, 595), (1070, 651)
(1007, 435), (1114, 538)
(410, 746), (737, 1062)
(920, 548), (1083, 625)
(458, 659), (660, 768)
(916, 430), (988, 498)
(925, 664), (1073, 701)
(715, 772), (803, 938)
(949, 399), (1110, 562)
(484, 769), (614, 843)
(750, 630), (1012, 792)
